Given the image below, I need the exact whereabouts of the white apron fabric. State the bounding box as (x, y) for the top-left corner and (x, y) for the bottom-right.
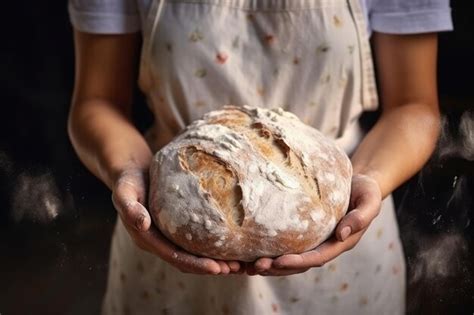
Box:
(102, 0), (406, 314)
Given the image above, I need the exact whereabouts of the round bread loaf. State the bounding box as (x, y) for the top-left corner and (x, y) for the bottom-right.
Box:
(149, 105), (352, 262)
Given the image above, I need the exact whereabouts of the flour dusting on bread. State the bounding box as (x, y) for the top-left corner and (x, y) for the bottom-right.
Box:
(149, 105), (352, 261)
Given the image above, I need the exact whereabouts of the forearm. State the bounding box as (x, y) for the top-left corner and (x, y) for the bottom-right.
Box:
(68, 99), (152, 190)
(351, 103), (440, 198)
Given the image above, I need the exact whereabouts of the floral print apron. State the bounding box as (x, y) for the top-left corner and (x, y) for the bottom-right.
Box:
(102, 0), (405, 314)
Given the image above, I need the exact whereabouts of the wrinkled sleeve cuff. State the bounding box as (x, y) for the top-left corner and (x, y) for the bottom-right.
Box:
(371, 8), (453, 34)
(68, 3), (141, 34)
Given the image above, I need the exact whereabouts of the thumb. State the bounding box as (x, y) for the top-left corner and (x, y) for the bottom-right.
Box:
(112, 182), (151, 231)
(336, 176), (382, 241)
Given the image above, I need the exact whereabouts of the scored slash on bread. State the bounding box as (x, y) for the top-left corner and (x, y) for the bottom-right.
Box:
(149, 105), (352, 261)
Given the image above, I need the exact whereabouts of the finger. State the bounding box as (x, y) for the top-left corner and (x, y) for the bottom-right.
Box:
(116, 170), (148, 200)
(144, 229), (221, 274)
(113, 181), (151, 231)
(227, 261), (241, 273)
(116, 200), (152, 231)
(166, 248), (221, 275)
(336, 176), (381, 241)
(216, 261), (230, 275)
(259, 268), (309, 277)
(273, 230), (366, 269)
(254, 258), (273, 272)
(113, 174), (146, 204)
(272, 251), (328, 270)
(336, 197), (380, 241)
(130, 225), (222, 275)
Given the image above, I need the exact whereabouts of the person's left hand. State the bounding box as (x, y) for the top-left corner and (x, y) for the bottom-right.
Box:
(247, 174), (382, 276)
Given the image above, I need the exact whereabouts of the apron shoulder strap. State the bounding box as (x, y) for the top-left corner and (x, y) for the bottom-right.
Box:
(347, 0), (379, 111)
(139, 0), (167, 93)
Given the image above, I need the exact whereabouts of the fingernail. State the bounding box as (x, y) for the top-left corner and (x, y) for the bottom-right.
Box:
(340, 226), (352, 241)
(135, 214), (146, 230)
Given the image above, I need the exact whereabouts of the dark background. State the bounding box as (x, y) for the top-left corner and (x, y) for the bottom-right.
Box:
(0, 1), (473, 314)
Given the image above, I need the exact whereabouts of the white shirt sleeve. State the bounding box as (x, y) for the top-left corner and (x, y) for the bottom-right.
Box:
(68, 0), (142, 34)
(366, 0), (453, 34)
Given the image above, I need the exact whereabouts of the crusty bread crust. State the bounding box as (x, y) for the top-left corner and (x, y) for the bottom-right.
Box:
(149, 106), (352, 261)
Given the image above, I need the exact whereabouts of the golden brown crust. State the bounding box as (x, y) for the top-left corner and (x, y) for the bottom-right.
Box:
(179, 147), (244, 227)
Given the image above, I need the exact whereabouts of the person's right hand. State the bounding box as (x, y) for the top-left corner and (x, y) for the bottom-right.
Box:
(111, 168), (242, 275)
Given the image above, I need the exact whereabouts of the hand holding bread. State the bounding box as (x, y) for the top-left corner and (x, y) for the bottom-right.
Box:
(252, 174), (382, 276)
(112, 167), (241, 275)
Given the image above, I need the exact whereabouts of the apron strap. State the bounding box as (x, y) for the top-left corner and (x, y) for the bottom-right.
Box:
(347, 0), (379, 111)
(139, 0), (167, 93)
(147, 0), (167, 60)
